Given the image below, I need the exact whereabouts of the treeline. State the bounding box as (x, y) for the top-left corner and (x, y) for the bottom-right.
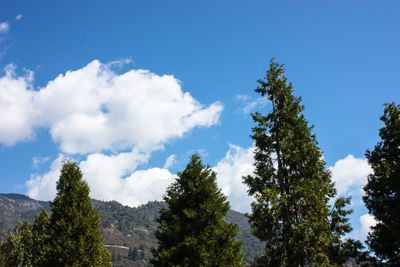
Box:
(1, 59), (399, 266)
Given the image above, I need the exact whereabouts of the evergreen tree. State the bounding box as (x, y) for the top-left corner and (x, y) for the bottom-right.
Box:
(363, 103), (400, 264)
(46, 161), (111, 266)
(0, 212), (50, 266)
(244, 59), (349, 266)
(2, 220), (33, 266)
(328, 197), (367, 266)
(31, 209), (50, 266)
(152, 154), (244, 267)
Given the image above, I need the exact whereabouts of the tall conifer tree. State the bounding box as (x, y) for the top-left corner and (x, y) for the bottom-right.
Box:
(152, 155), (244, 267)
(46, 161), (111, 266)
(244, 59), (348, 266)
(363, 103), (400, 264)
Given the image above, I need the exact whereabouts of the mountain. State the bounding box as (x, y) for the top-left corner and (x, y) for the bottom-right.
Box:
(0, 193), (263, 266)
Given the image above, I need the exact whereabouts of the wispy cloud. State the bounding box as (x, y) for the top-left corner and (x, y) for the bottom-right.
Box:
(15, 14), (23, 21)
(235, 94), (268, 114)
(32, 156), (50, 168)
(0, 22), (9, 34)
(236, 94), (249, 101)
(163, 154), (177, 169)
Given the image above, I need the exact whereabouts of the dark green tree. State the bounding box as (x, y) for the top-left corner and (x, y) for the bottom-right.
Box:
(31, 209), (50, 266)
(363, 103), (400, 264)
(1, 220), (33, 266)
(244, 59), (351, 266)
(0, 212), (50, 266)
(152, 155), (244, 267)
(328, 197), (368, 266)
(46, 161), (111, 266)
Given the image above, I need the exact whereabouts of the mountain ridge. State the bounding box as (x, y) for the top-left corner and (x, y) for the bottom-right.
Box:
(0, 193), (263, 266)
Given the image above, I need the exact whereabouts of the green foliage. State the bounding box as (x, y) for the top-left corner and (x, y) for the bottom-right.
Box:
(0, 194), (262, 266)
(244, 59), (353, 266)
(363, 103), (400, 264)
(152, 155), (244, 267)
(328, 198), (368, 265)
(46, 161), (111, 266)
(1, 220), (33, 266)
(0, 193), (50, 240)
(328, 197), (353, 265)
(31, 209), (50, 266)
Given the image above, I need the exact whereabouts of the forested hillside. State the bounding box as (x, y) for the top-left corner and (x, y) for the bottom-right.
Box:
(0, 193), (263, 266)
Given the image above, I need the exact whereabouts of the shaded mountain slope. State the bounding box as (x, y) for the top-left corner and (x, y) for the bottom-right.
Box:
(0, 193), (263, 266)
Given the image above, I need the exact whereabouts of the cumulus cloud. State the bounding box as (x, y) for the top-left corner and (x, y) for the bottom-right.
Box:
(213, 149), (372, 213)
(79, 148), (149, 200)
(0, 64), (36, 145)
(27, 144), (256, 209)
(359, 213), (377, 238)
(213, 144), (255, 213)
(19, 59), (222, 206)
(25, 142), (374, 215)
(329, 154), (371, 195)
(0, 60), (223, 153)
(26, 150), (174, 207)
(79, 149), (174, 206)
(118, 168), (174, 206)
(26, 154), (64, 201)
(0, 22), (9, 34)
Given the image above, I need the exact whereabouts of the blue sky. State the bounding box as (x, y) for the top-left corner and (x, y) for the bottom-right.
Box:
(1, 1), (399, 241)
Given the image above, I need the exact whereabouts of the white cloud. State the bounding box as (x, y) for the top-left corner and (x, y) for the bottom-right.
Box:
(0, 64), (37, 145)
(26, 150), (174, 207)
(0, 22), (9, 34)
(26, 154), (64, 201)
(212, 150), (372, 213)
(213, 144), (255, 213)
(24, 145), (374, 216)
(329, 154), (371, 195)
(236, 94), (249, 101)
(0, 60), (223, 154)
(19, 59), (222, 207)
(119, 168), (174, 206)
(15, 14), (23, 21)
(79, 148), (150, 201)
(359, 213), (377, 238)
(32, 156), (49, 168)
(79, 149), (174, 206)
(163, 154), (177, 169)
(27, 145), (256, 209)
(236, 94), (268, 114)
